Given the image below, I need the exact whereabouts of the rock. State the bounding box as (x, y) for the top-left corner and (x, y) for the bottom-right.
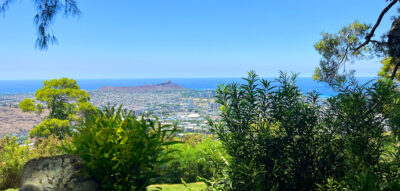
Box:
(19, 154), (99, 191)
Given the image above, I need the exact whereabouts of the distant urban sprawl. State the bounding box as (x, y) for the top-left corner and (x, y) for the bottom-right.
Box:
(0, 89), (221, 138)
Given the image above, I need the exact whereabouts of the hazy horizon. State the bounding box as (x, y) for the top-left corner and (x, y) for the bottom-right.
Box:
(0, 0), (394, 80)
(0, 75), (379, 81)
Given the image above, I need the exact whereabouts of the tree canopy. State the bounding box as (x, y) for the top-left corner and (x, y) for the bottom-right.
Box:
(314, 0), (400, 83)
(0, 0), (80, 50)
(18, 78), (94, 138)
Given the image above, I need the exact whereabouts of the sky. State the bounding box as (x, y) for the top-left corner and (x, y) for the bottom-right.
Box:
(0, 0), (397, 80)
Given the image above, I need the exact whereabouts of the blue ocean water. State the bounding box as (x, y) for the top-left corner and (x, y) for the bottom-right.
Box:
(0, 77), (376, 97)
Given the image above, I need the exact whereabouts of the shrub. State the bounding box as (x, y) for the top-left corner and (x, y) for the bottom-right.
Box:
(29, 118), (71, 139)
(0, 136), (30, 189)
(318, 77), (400, 191)
(211, 71), (400, 190)
(65, 105), (180, 191)
(0, 135), (70, 189)
(196, 137), (231, 191)
(182, 133), (207, 147)
(160, 135), (228, 184)
(30, 135), (69, 158)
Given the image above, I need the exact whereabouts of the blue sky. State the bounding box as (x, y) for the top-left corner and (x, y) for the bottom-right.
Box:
(0, 0), (396, 80)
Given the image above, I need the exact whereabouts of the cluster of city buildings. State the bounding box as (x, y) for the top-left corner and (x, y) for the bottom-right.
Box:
(0, 89), (221, 135)
(0, 93), (34, 108)
(90, 89), (221, 133)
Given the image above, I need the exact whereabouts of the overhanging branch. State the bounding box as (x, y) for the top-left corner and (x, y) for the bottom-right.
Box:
(354, 0), (398, 51)
(0, 0), (15, 15)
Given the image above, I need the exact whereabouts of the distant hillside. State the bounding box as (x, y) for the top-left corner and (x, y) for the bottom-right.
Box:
(99, 80), (186, 92)
(0, 106), (47, 137)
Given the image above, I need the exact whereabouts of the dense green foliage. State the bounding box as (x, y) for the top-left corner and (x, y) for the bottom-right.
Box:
(4, 73), (400, 191)
(211, 71), (400, 190)
(0, 136), (30, 190)
(160, 134), (228, 184)
(0, 135), (67, 189)
(3, 73), (400, 191)
(18, 98), (39, 113)
(33, 78), (93, 119)
(18, 78), (95, 139)
(29, 118), (71, 139)
(65, 105), (180, 191)
(379, 56), (400, 81)
(30, 135), (70, 159)
(147, 182), (206, 191)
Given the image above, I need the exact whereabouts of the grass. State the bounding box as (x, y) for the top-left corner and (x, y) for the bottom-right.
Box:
(2, 182), (207, 191)
(147, 182), (207, 191)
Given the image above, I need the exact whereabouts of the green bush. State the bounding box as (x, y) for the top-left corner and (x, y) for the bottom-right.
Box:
(30, 135), (69, 158)
(211, 71), (400, 190)
(0, 135), (69, 190)
(65, 105), (180, 191)
(0, 136), (30, 189)
(160, 134), (228, 184)
(29, 118), (71, 139)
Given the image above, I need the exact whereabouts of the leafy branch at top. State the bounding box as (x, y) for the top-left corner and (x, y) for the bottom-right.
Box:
(314, 0), (400, 83)
(0, 0), (80, 50)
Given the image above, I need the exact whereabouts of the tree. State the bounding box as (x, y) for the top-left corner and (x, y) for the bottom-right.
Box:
(18, 98), (37, 113)
(18, 78), (95, 138)
(314, 0), (400, 83)
(0, 0), (80, 50)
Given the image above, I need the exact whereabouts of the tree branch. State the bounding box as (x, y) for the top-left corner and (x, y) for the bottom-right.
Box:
(390, 59), (400, 79)
(0, 0), (15, 15)
(370, 39), (386, 46)
(354, 0), (398, 51)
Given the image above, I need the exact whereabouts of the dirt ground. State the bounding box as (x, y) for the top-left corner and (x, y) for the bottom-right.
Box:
(0, 106), (46, 137)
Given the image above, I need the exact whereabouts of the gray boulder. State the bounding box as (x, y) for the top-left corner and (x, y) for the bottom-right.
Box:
(19, 154), (99, 191)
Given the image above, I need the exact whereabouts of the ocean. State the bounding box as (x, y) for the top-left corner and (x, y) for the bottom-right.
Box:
(0, 77), (376, 97)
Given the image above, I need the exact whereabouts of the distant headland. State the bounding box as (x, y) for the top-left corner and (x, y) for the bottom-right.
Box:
(98, 80), (186, 92)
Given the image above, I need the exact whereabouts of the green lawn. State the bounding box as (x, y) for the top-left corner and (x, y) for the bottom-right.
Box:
(2, 182), (207, 191)
(148, 182), (207, 191)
